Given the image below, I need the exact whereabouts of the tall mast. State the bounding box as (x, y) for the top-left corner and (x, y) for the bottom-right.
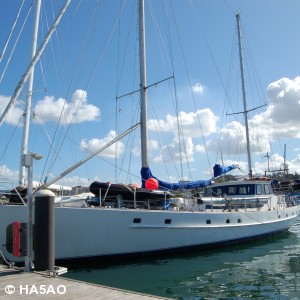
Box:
(19, 0), (41, 187)
(139, 0), (149, 168)
(283, 143), (289, 178)
(236, 13), (252, 178)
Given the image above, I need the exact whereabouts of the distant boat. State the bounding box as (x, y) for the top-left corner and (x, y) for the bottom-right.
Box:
(0, 1), (299, 264)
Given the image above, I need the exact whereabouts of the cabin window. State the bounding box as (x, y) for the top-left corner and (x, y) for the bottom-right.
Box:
(278, 215), (281, 219)
(286, 214), (288, 217)
(226, 219), (230, 224)
(237, 219), (242, 223)
(133, 218), (141, 223)
(210, 187), (224, 196)
(216, 188), (222, 196)
(264, 184), (271, 194)
(206, 220), (211, 224)
(210, 184), (256, 196)
(228, 187), (237, 195)
(239, 186), (247, 195)
(256, 185), (262, 195)
(165, 219), (172, 224)
(203, 188), (212, 197)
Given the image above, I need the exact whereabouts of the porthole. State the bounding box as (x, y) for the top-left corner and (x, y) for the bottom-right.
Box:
(226, 219), (230, 224)
(237, 219), (241, 223)
(165, 219), (172, 224)
(206, 220), (211, 224)
(133, 218), (141, 223)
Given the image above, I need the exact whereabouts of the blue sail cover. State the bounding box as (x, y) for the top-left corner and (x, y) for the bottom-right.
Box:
(213, 164), (238, 178)
(141, 164), (238, 191)
(141, 167), (211, 191)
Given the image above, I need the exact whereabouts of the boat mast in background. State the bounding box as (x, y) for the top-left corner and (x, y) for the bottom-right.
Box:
(283, 144), (289, 178)
(19, 0), (41, 187)
(236, 13), (252, 179)
(139, 0), (149, 170)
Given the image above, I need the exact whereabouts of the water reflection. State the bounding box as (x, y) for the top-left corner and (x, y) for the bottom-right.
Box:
(63, 218), (300, 299)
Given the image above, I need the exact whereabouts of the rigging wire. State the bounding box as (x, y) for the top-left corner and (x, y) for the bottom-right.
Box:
(39, 0), (103, 183)
(39, 0), (133, 185)
(85, 1), (129, 90)
(225, 21), (259, 175)
(171, 1), (213, 177)
(163, 3), (193, 181)
(223, 32), (250, 169)
(0, 113), (23, 165)
(46, 2), (100, 176)
(149, 1), (185, 180)
(29, 105), (142, 185)
(148, 0), (195, 182)
(147, 1), (181, 180)
(18, 0), (89, 185)
(115, 0), (136, 182)
(227, 17), (272, 175)
(117, 100), (140, 184)
(188, 0), (237, 173)
(188, 2), (260, 175)
(0, 1), (34, 83)
(242, 32), (282, 168)
(11, 0), (133, 186)
(189, 1), (274, 177)
(0, 0), (26, 64)
(147, 94), (178, 181)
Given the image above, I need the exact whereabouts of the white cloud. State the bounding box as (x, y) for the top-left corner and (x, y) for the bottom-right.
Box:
(148, 139), (159, 150)
(146, 76), (300, 174)
(206, 121), (270, 155)
(132, 147), (140, 157)
(203, 77), (300, 161)
(0, 90), (100, 126)
(0, 164), (19, 181)
(194, 144), (205, 153)
(287, 154), (300, 174)
(192, 83), (204, 94)
(148, 109), (218, 165)
(34, 89), (100, 124)
(249, 152), (299, 176)
(80, 130), (125, 158)
(148, 108), (218, 138)
(264, 76), (300, 138)
(153, 136), (195, 164)
(0, 95), (24, 126)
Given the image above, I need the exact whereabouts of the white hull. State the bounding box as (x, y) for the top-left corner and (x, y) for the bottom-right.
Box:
(1, 204), (299, 262)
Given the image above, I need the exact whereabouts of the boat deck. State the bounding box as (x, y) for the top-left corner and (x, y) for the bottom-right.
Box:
(0, 265), (169, 299)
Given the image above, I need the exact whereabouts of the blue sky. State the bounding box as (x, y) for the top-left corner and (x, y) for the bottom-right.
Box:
(1, 0), (300, 188)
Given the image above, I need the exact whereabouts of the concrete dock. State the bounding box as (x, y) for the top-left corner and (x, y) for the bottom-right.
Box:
(0, 265), (169, 299)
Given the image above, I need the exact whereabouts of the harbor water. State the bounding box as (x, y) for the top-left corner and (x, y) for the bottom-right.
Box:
(62, 217), (300, 299)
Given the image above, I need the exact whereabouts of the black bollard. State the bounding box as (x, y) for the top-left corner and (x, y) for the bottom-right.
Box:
(34, 190), (55, 272)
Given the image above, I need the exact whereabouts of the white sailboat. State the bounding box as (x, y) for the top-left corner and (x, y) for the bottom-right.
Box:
(0, 1), (299, 264)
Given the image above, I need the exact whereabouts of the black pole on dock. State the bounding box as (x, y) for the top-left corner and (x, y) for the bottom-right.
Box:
(34, 190), (55, 272)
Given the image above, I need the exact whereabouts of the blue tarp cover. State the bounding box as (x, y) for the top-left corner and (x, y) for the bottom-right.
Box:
(141, 164), (238, 191)
(213, 164), (238, 177)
